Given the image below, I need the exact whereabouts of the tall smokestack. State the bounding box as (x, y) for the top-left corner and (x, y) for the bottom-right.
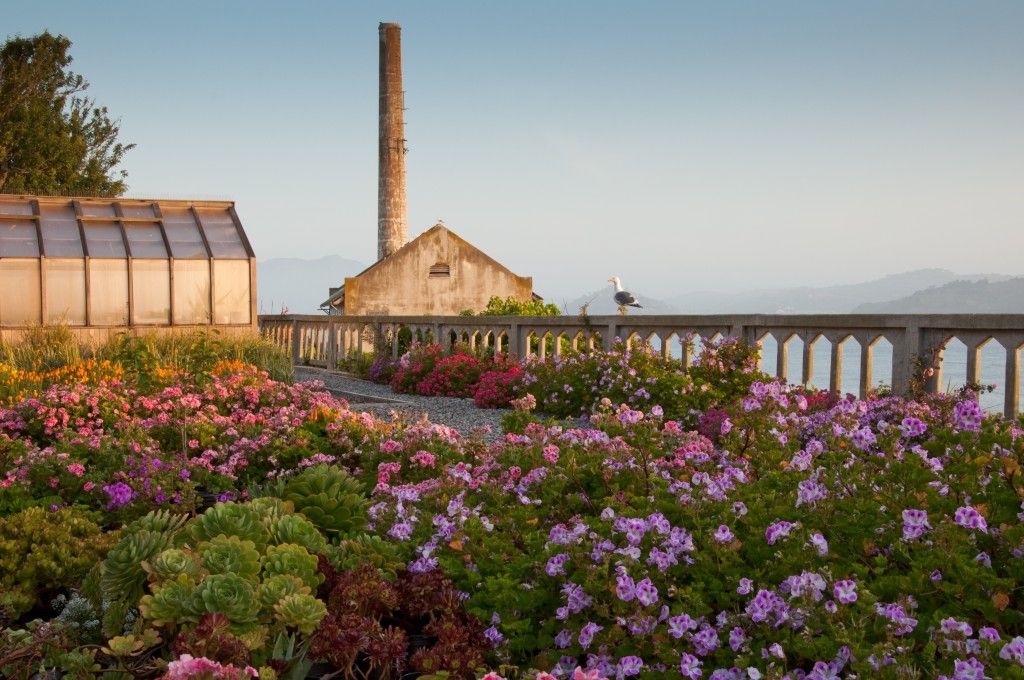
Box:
(378, 22), (408, 261)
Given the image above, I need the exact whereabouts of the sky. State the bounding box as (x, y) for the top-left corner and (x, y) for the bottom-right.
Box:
(4, 0), (1024, 303)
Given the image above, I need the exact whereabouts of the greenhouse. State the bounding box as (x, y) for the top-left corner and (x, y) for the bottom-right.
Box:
(0, 195), (256, 334)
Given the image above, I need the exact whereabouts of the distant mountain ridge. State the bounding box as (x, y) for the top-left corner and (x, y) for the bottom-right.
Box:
(257, 255), (366, 315)
(853, 278), (1024, 313)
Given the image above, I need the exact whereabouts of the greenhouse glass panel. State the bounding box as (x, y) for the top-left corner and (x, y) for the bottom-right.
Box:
(132, 260), (170, 324)
(0, 220), (40, 256)
(0, 200), (32, 216)
(213, 260), (251, 324)
(120, 204), (155, 219)
(80, 203), (116, 217)
(0, 259), (41, 327)
(83, 222), (127, 258)
(88, 260), (129, 325)
(125, 223), (168, 258)
(196, 209), (247, 258)
(161, 207), (208, 258)
(44, 259), (86, 325)
(173, 260), (211, 324)
(40, 204), (84, 257)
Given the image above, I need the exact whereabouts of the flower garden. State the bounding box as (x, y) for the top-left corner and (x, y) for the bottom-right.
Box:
(2, 332), (1023, 680)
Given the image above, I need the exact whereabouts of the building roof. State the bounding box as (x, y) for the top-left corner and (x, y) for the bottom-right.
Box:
(0, 195), (254, 260)
(319, 224), (540, 312)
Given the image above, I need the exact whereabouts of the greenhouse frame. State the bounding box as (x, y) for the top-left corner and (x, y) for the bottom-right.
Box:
(0, 195), (256, 337)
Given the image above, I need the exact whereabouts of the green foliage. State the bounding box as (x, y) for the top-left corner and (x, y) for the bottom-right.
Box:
(192, 573), (261, 624)
(330, 534), (407, 578)
(283, 465), (369, 539)
(198, 535), (262, 581)
(100, 529), (178, 631)
(142, 548), (203, 585)
(0, 507), (118, 622)
(0, 32), (133, 196)
(270, 513), (328, 555)
(462, 295), (561, 316)
(273, 593), (327, 636)
(187, 502), (271, 551)
(0, 325), (81, 371)
(138, 574), (196, 627)
(257, 575), (310, 611)
(261, 544), (322, 590)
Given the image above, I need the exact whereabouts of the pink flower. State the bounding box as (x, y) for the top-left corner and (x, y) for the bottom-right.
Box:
(83, 481), (96, 491)
(66, 463), (85, 477)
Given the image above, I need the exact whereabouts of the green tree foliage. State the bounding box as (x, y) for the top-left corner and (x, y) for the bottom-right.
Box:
(0, 32), (133, 196)
(462, 295), (561, 317)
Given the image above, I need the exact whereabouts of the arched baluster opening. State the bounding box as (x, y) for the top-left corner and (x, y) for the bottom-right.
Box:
(497, 331), (509, 355)
(808, 335), (831, 390)
(757, 332), (777, 376)
(869, 336), (893, 393)
(939, 337), (967, 395)
(976, 338), (1006, 413)
(782, 334), (804, 385)
(837, 335), (861, 396)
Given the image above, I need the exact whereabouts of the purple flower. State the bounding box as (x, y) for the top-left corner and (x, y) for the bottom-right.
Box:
(546, 553), (570, 576)
(102, 482), (135, 509)
(850, 426), (877, 451)
(635, 578), (659, 606)
(668, 613), (698, 638)
(899, 417), (927, 438)
(737, 578), (754, 595)
(554, 628), (573, 648)
(729, 626), (746, 652)
(617, 656), (643, 676)
(615, 573), (636, 602)
(692, 625), (720, 656)
(484, 625), (504, 646)
(578, 621), (602, 649)
(833, 579), (858, 604)
(979, 627), (1000, 642)
(953, 400), (983, 432)
(931, 569), (943, 582)
(679, 653), (702, 679)
(1000, 636), (1024, 664)
(902, 509), (931, 540)
(732, 501), (748, 516)
(954, 506), (988, 533)
(949, 657), (987, 679)
(809, 532), (829, 556)
(714, 525), (734, 543)
(941, 617), (974, 638)
(765, 521), (795, 545)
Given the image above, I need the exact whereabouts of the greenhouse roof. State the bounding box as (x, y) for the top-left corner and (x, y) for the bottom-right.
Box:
(0, 195), (254, 260)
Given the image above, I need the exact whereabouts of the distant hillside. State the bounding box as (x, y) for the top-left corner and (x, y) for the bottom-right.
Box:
(257, 255), (366, 314)
(561, 288), (677, 315)
(853, 278), (1024, 313)
(667, 269), (1009, 314)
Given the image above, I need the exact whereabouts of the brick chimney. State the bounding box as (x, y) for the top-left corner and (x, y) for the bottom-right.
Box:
(378, 22), (408, 261)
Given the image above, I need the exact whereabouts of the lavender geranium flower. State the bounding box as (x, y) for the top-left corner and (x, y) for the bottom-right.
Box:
(833, 579), (857, 604)
(736, 578), (754, 595)
(714, 525), (734, 543)
(102, 481), (135, 509)
(902, 508), (931, 540)
(764, 520), (795, 545)
(899, 416), (927, 438)
(667, 613), (699, 638)
(578, 621), (602, 650)
(635, 578), (659, 606)
(809, 532), (829, 556)
(679, 653), (702, 679)
(617, 656), (643, 677)
(615, 573), (636, 602)
(546, 553), (570, 576)
(954, 506), (988, 533)
(953, 400), (983, 432)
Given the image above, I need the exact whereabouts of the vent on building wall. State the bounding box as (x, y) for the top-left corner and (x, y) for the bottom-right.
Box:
(428, 263), (450, 278)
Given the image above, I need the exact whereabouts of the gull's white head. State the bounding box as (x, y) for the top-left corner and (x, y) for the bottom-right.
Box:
(608, 276), (621, 286)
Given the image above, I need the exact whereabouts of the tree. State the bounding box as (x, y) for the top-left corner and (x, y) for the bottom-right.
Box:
(0, 32), (133, 196)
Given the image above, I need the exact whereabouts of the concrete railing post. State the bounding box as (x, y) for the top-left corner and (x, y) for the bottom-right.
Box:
(1005, 348), (1020, 419)
(290, 319), (301, 365)
(605, 322), (618, 351)
(892, 326), (918, 395)
(509, 322), (520, 356)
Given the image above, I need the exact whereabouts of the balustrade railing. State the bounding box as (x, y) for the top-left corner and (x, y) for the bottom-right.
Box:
(259, 314), (1024, 418)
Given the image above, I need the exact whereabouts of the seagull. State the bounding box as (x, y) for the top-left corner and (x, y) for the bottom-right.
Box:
(608, 276), (642, 313)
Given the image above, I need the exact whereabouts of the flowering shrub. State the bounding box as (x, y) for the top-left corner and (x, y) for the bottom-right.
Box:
(474, 365), (525, 409)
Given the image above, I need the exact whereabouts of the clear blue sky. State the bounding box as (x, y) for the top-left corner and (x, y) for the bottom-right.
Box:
(5, 0), (1023, 302)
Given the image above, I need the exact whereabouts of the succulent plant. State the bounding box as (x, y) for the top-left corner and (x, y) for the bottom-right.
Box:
(261, 544), (322, 590)
(283, 465), (369, 539)
(192, 573), (261, 624)
(248, 496), (294, 522)
(198, 535), (261, 581)
(139, 574), (198, 627)
(331, 533), (406, 577)
(171, 612), (251, 667)
(273, 593), (327, 635)
(102, 529), (177, 606)
(128, 508), (189, 536)
(143, 548), (203, 584)
(269, 513), (327, 554)
(187, 502), (270, 550)
(257, 574), (310, 611)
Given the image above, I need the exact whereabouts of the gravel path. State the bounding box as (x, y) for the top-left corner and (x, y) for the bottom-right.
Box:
(293, 366), (509, 441)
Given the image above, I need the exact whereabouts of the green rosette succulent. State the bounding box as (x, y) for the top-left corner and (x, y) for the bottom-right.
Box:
(248, 496), (294, 522)
(332, 533), (406, 577)
(192, 573), (260, 624)
(143, 548), (203, 584)
(139, 574), (197, 627)
(257, 574), (310, 611)
(102, 530), (176, 605)
(269, 513), (327, 554)
(198, 535), (261, 581)
(282, 465), (369, 539)
(128, 509), (189, 536)
(187, 502), (270, 550)
(273, 593), (327, 636)
(260, 544), (322, 590)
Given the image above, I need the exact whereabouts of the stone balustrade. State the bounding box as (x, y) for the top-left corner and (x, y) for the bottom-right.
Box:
(259, 314), (1024, 418)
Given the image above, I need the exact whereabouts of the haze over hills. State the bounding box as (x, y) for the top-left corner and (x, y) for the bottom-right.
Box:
(854, 278), (1024, 313)
(257, 256), (365, 315)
